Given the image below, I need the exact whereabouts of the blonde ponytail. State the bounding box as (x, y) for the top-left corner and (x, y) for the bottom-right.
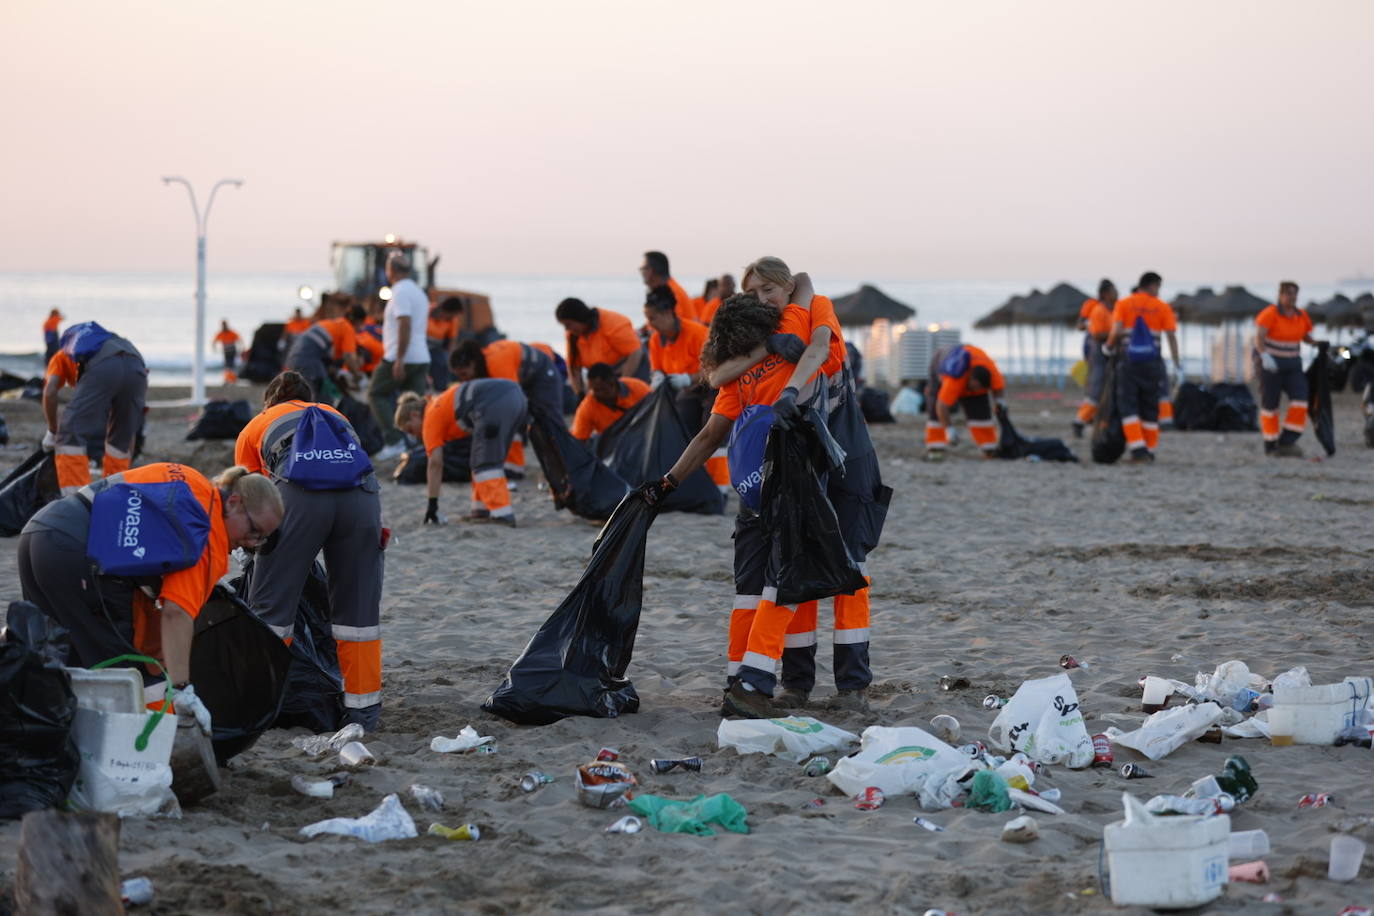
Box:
(214, 466), (284, 518)
(394, 391), (426, 429)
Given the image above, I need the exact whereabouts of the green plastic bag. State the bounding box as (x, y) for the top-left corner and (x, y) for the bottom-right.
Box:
(627, 792), (750, 836)
(966, 769), (1012, 812)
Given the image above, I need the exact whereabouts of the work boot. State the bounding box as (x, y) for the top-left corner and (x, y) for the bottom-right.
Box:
(1071, 421), (1085, 440)
(722, 682), (774, 719)
(1126, 449), (1154, 464)
(1276, 442), (1304, 458)
(1264, 441), (1278, 456)
(467, 508), (491, 521)
(827, 689), (871, 714)
(774, 687), (810, 710)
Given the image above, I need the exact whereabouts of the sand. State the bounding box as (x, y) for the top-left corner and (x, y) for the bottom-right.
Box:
(1, 381), (1372, 915)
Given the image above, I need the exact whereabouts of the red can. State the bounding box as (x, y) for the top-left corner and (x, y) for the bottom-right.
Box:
(800, 798), (827, 810)
(1298, 793), (1334, 808)
(854, 787), (885, 810)
(1091, 733), (1113, 767)
(595, 747), (620, 762)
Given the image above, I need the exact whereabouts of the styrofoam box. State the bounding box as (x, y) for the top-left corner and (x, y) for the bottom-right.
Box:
(1273, 677), (1372, 745)
(1104, 813), (1230, 909)
(67, 667), (143, 714)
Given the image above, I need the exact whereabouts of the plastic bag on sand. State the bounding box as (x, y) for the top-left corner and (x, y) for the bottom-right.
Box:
(430, 726), (494, 753)
(717, 716), (858, 764)
(1193, 660), (1261, 708)
(919, 767), (972, 811)
(967, 769), (1012, 812)
(1271, 666), (1310, 691)
(300, 793), (417, 843)
(1106, 702), (1225, 760)
(627, 793), (749, 836)
(1222, 715), (1271, 740)
(988, 673), (1094, 768)
(825, 725), (968, 797)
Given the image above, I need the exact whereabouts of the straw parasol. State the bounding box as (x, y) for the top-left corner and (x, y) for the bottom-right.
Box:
(1178, 286), (1269, 326)
(830, 284), (916, 326)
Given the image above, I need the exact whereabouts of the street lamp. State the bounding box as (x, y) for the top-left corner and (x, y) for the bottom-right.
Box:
(161, 176), (243, 405)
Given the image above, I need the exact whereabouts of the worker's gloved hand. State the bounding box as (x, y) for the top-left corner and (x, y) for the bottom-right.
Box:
(772, 387), (801, 429)
(1259, 352), (1278, 373)
(173, 683), (212, 737)
(635, 474), (677, 507)
(41, 430), (55, 452)
(650, 371), (666, 389)
(424, 498), (447, 525)
(993, 396), (1007, 417)
(1101, 343), (1114, 357)
(668, 373), (693, 389)
(765, 333), (807, 363)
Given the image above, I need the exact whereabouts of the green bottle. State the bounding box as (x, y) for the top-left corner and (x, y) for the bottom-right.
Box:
(1215, 755), (1258, 803)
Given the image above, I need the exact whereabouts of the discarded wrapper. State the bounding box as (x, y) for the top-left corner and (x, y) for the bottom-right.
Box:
(605, 815), (643, 834)
(408, 784), (445, 812)
(292, 723), (365, 757)
(121, 877), (154, 906)
(1002, 815), (1039, 843)
(575, 761), (637, 809)
(854, 787), (885, 810)
(291, 775), (335, 799)
(430, 726), (495, 754)
(1299, 792), (1334, 808)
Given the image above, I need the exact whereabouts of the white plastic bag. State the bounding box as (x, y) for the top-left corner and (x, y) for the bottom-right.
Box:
(1193, 660), (1255, 707)
(1106, 702), (1224, 760)
(987, 673), (1094, 768)
(300, 794), (417, 842)
(68, 707), (179, 818)
(891, 387), (922, 419)
(430, 725), (495, 753)
(825, 726), (968, 797)
(716, 716), (858, 763)
(1270, 666), (1310, 691)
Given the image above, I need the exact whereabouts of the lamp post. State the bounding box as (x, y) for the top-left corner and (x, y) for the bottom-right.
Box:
(161, 176), (243, 405)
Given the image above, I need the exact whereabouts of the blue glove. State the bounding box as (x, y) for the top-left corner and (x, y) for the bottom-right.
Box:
(765, 333), (807, 363)
(772, 387), (801, 428)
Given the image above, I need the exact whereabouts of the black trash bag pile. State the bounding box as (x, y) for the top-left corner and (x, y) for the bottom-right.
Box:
(858, 387), (896, 424)
(240, 322), (286, 383)
(1307, 344), (1336, 456)
(335, 393), (386, 457)
(394, 439), (472, 484)
(762, 412), (869, 606)
(186, 399), (253, 440)
(191, 586), (293, 764)
(0, 602), (79, 818)
(1091, 357), (1126, 464)
(0, 371), (28, 394)
(0, 411), (8, 447)
(231, 560), (347, 736)
(594, 384), (722, 515)
(824, 382), (892, 561)
(0, 449), (59, 537)
(1172, 382), (1259, 432)
(483, 495), (654, 725)
(526, 401), (629, 520)
(995, 407), (1079, 462)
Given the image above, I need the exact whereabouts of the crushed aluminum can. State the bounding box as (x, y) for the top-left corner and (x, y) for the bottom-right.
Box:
(959, 741), (987, 758)
(939, 675), (970, 691)
(475, 744), (499, 755)
(427, 822), (480, 841)
(1298, 792), (1334, 808)
(605, 815), (643, 834)
(1091, 733), (1113, 767)
(1060, 654), (1090, 670)
(595, 747), (620, 762)
(520, 770), (554, 792)
(801, 798), (827, 810)
(983, 695), (1006, 710)
(854, 786), (885, 810)
(121, 877), (154, 907)
(1120, 763), (1152, 779)
(650, 757), (702, 774)
(803, 756), (831, 777)
(408, 784), (445, 812)
(913, 816), (945, 832)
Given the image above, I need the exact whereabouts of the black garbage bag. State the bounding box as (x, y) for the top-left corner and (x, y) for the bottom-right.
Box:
(483, 496), (654, 725)
(0, 602), (79, 818)
(393, 440), (472, 484)
(0, 411), (8, 446)
(527, 401), (629, 520)
(240, 322), (286, 383)
(1091, 357), (1125, 464)
(0, 371), (27, 394)
(0, 449), (59, 537)
(995, 407), (1079, 462)
(186, 399), (253, 440)
(824, 378), (892, 561)
(762, 413), (869, 606)
(191, 586), (293, 764)
(334, 393), (385, 457)
(594, 384), (723, 515)
(1308, 345), (1336, 456)
(858, 387), (895, 424)
(231, 560), (346, 736)
(1173, 382), (1259, 432)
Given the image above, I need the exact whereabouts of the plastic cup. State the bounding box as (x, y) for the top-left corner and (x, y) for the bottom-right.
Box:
(1228, 829), (1270, 859)
(1329, 835), (1365, 882)
(1268, 707), (1296, 747)
(1190, 775), (1222, 799)
(1141, 676), (1173, 711)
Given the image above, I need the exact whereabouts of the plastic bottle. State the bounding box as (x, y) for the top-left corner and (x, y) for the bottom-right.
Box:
(803, 757), (830, 777)
(1215, 756), (1257, 803)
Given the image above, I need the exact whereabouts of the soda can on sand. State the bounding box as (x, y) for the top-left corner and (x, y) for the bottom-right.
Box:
(1060, 654), (1090, 671)
(959, 741), (987, 758)
(1299, 793), (1334, 808)
(1091, 734), (1113, 767)
(913, 817), (946, 832)
(983, 695), (1006, 710)
(650, 757), (702, 774)
(605, 816), (643, 834)
(939, 675), (970, 691)
(803, 756), (831, 777)
(854, 787), (885, 810)
(1120, 763), (1152, 779)
(428, 823), (480, 841)
(520, 770), (554, 792)
(801, 798), (827, 810)
(596, 747), (620, 762)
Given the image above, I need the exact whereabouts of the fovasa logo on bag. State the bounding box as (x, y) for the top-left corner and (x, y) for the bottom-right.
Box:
(293, 440), (357, 463)
(120, 490), (143, 548)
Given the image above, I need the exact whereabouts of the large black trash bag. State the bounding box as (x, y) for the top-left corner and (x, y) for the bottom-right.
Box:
(232, 560), (347, 736)
(594, 384), (723, 515)
(335, 393), (385, 456)
(483, 496), (655, 725)
(191, 586), (293, 764)
(1091, 357), (1125, 464)
(1172, 382), (1258, 432)
(186, 399), (253, 440)
(527, 401), (629, 520)
(858, 387), (895, 424)
(0, 602), (79, 818)
(995, 407), (1079, 462)
(394, 439), (472, 484)
(824, 379), (893, 560)
(1308, 344), (1336, 456)
(0, 411), (8, 446)
(240, 322), (286, 383)
(762, 413), (869, 606)
(0, 448), (59, 537)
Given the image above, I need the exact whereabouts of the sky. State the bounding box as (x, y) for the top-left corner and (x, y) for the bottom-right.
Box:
(2, 1), (1371, 284)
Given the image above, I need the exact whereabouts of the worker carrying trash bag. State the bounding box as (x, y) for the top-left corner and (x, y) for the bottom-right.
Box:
(451, 336), (566, 475)
(394, 379), (528, 526)
(924, 344), (1006, 459)
(1104, 271), (1182, 463)
(234, 370), (384, 729)
(1254, 280), (1321, 457)
(16, 462), (283, 727)
(42, 321), (149, 495)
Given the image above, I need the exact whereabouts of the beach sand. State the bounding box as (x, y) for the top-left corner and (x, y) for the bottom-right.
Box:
(1, 382), (1372, 914)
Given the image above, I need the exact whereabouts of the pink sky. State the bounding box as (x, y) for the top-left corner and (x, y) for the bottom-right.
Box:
(2, 1), (1371, 281)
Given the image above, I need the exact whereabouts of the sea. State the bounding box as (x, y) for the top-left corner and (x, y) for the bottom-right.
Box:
(0, 271), (1352, 387)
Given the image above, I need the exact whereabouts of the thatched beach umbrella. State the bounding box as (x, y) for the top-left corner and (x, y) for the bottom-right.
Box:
(1170, 287), (1216, 324)
(1312, 293), (1362, 328)
(1015, 282), (1091, 327)
(831, 284), (916, 326)
(1186, 286), (1269, 325)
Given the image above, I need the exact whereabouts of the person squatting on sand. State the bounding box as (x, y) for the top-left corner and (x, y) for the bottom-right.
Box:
(17, 463), (283, 726)
(1105, 271), (1181, 463)
(924, 344), (1006, 460)
(1073, 279), (1118, 438)
(451, 336), (566, 475)
(570, 364), (650, 442)
(42, 321), (149, 495)
(234, 371), (385, 730)
(556, 297), (646, 398)
(1255, 280), (1321, 457)
(394, 380), (528, 527)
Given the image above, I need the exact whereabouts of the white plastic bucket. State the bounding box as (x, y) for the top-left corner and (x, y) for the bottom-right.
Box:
(1104, 813), (1230, 909)
(67, 667), (143, 714)
(1272, 677), (1372, 745)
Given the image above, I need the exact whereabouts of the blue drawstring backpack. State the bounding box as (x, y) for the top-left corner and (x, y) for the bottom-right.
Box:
(939, 346), (971, 379)
(727, 405), (775, 511)
(1126, 315), (1161, 363)
(59, 322), (113, 364)
(276, 406), (373, 490)
(87, 482), (211, 577)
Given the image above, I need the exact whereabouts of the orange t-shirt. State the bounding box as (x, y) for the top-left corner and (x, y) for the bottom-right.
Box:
(667, 278), (695, 322)
(711, 308), (818, 421)
(422, 385), (469, 454)
(214, 329), (240, 347)
(427, 312), (457, 342)
(787, 295), (847, 379)
(1112, 293), (1177, 335)
(1079, 298), (1099, 321)
(358, 327), (384, 373)
(1087, 303), (1113, 337)
(285, 318), (312, 336)
(43, 314), (61, 333)
(697, 297), (722, 325)
(316, 318), (358, 360)
(648, 319), (709, 375)
(571, 378), (650, 439)
(1254, 305), (1312, 344)
(234, 400), (349, 474)
(938, 345), (1005, 406)
(115, 463), (228, 619)
(46, 351), (79, 387)
(482, 340), (524, 382)
(569, 308), (642, 372)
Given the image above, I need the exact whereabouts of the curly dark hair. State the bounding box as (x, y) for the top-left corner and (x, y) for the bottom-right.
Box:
(701, 293), (780, 371)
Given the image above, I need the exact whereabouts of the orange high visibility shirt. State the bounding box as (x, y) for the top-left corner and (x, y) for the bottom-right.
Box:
(1112, 293), (1177, 335)
(115, 463), (229, 619)
(482, 340), (524, 381)
(1079, 298), (1099, 321)
(648, 319), (708, 375)
(786, 294), (848, 378)
(426, 312), (457, 342)
(568, 308), (641, 373)
(316, 318), (358, 359)
(711, 307), (817, 421)
(571, 377), (650, 439)
(43, 314), (61, 333)
(214, 329), (241, 347)
(422, 385), (469, 454)
(667, 278), (695, 322)
(1254, 305), (1312, 358)
(46, 351), (79, 387)
(234, 400), (350, 474)
(698, 297), (722, 325)
(938, 345), (1005, 406)
(358, 327), (384, 373)
(285, 318), (312, 336)
(1087, 303), (1113, 337)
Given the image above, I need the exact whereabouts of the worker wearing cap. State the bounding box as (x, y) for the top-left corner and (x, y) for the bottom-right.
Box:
(42, 321), (148, 494)
(1105, 271), (1181, 462)
(1073, 280), (1117, 437)
(924, 344), (1005, 458)
(235, 370), (385, 729)
(42, 309), (62, 362)
(1255, 280), (1319, 457)
(571, 365), (650, 441)
(284, 306), (363, 401)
